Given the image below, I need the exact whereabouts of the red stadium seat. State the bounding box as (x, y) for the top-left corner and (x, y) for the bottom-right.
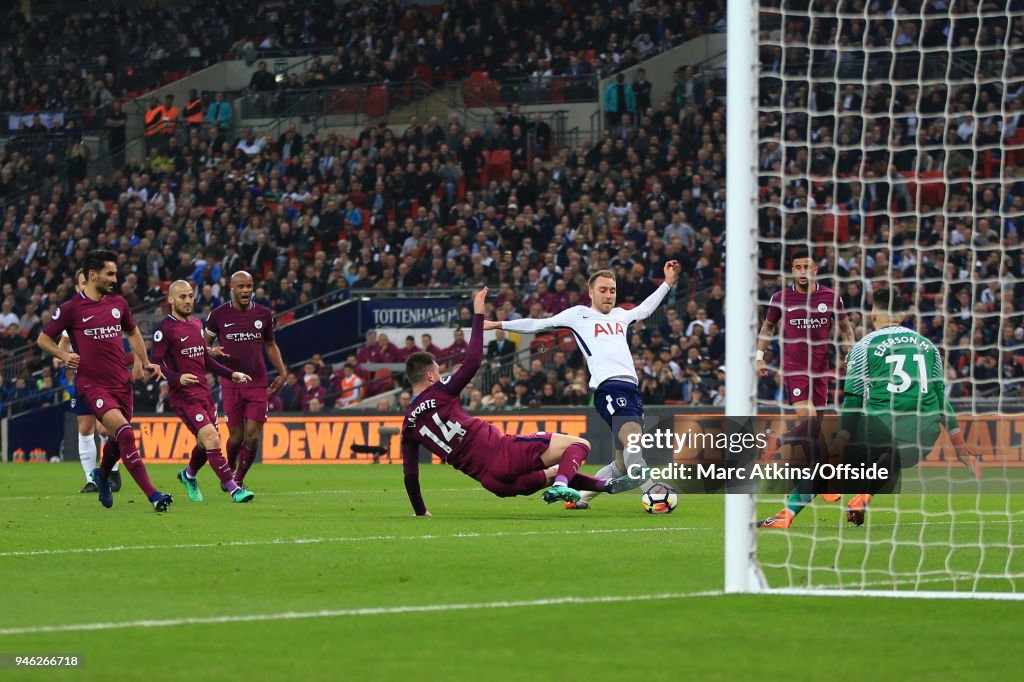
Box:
(917, 171), (945, 207)
(327, 87), (361, 114)
(1010, 129), (1024, 166)
(366, 85), (389, 118)
(487, 150), (511, 183)
(414, 63), (433, 85)
(822, 214), (849, 243)
(278, 312), (295, 326)
(462, 73), (500, 107)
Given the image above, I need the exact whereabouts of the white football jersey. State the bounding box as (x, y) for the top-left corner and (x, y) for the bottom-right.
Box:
(502, 283), (670, 389)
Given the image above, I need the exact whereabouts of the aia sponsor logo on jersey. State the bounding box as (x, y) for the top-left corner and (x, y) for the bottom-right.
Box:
(593, 321), (625, 337)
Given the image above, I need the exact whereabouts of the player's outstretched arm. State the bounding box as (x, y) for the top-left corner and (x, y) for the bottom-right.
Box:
(626, 261), (678, 321)
(496, 307), (573, 333)
(438, 292), (486, 395)
(204, 351), (239, 381)
(662, 259), (681, 287)
(402, 438), (429, 516)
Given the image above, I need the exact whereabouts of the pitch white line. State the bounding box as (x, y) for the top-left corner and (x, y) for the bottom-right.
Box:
(0, 487), (483, 502)
(0, 591), (724, 636)
(765, 587), (1024, 601)
(0, 526), (710, 559)
(803, 574), (979, 590)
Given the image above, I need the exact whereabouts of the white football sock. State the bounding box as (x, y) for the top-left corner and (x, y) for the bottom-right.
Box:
(622, 446), (660, 494)
(78, 434), (96, 480)
(579, 461), (624, 501)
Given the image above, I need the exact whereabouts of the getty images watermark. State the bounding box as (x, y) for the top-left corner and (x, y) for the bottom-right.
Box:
(623, 430), (889, 482)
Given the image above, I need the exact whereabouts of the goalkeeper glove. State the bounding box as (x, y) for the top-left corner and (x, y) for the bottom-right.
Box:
(949, 430), (983, 481)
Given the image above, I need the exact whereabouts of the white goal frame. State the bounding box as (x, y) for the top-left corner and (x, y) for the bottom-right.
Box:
(723, 0), (1024, 601)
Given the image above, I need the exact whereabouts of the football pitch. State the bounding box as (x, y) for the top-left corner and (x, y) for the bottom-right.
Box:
(0, 464), (1021, 681)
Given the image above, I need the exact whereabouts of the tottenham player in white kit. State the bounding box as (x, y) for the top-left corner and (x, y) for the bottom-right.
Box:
(485, 261), (681, 508)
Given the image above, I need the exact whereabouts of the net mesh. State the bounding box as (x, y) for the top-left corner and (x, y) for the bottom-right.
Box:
(753, 0), (1024, 595)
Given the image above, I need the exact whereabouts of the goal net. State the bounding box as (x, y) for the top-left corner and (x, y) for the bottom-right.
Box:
(726, 0), (1024, 598)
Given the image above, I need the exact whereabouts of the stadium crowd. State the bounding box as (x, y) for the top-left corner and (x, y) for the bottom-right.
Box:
(1, 0), (1023, 416)
(757, 0), (1024, 405)
(0, 0), (726, 122)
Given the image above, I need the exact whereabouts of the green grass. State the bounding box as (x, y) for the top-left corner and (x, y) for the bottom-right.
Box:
(0, 463), (1022, 681)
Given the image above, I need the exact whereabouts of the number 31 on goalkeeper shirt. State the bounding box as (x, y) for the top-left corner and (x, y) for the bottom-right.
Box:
(885, 353), (928, 395)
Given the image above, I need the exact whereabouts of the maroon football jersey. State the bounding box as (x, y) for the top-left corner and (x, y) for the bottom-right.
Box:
(204, 302), (275, 386)
(765, 283), (847, 373)
(42, 292), (136, 389)
(150, 314), (233, 404)
(402, 314), (490, 514)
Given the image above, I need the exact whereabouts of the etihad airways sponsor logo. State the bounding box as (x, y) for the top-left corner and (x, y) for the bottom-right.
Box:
(84, 324), (122, 340)
(180, 345), (206, 358)
(225, 331), (263, 342)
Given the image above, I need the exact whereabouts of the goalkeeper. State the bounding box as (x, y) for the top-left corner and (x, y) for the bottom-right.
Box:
(760, 287), (982, 528)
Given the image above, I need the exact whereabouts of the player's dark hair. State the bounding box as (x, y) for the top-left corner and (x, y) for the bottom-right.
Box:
(406, 351), (438, 385)
(789, 247), (811, 265)
(82, 250), (118, 279)
(872, 287), (905, 314)
(588, 269), (616, 288)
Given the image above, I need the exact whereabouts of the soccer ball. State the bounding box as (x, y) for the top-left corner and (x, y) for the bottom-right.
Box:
(641, 484), (678, 514)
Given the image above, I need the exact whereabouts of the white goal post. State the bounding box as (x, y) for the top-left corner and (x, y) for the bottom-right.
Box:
(725, 0), (1024, 599)
(724, 0), (765, 594)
